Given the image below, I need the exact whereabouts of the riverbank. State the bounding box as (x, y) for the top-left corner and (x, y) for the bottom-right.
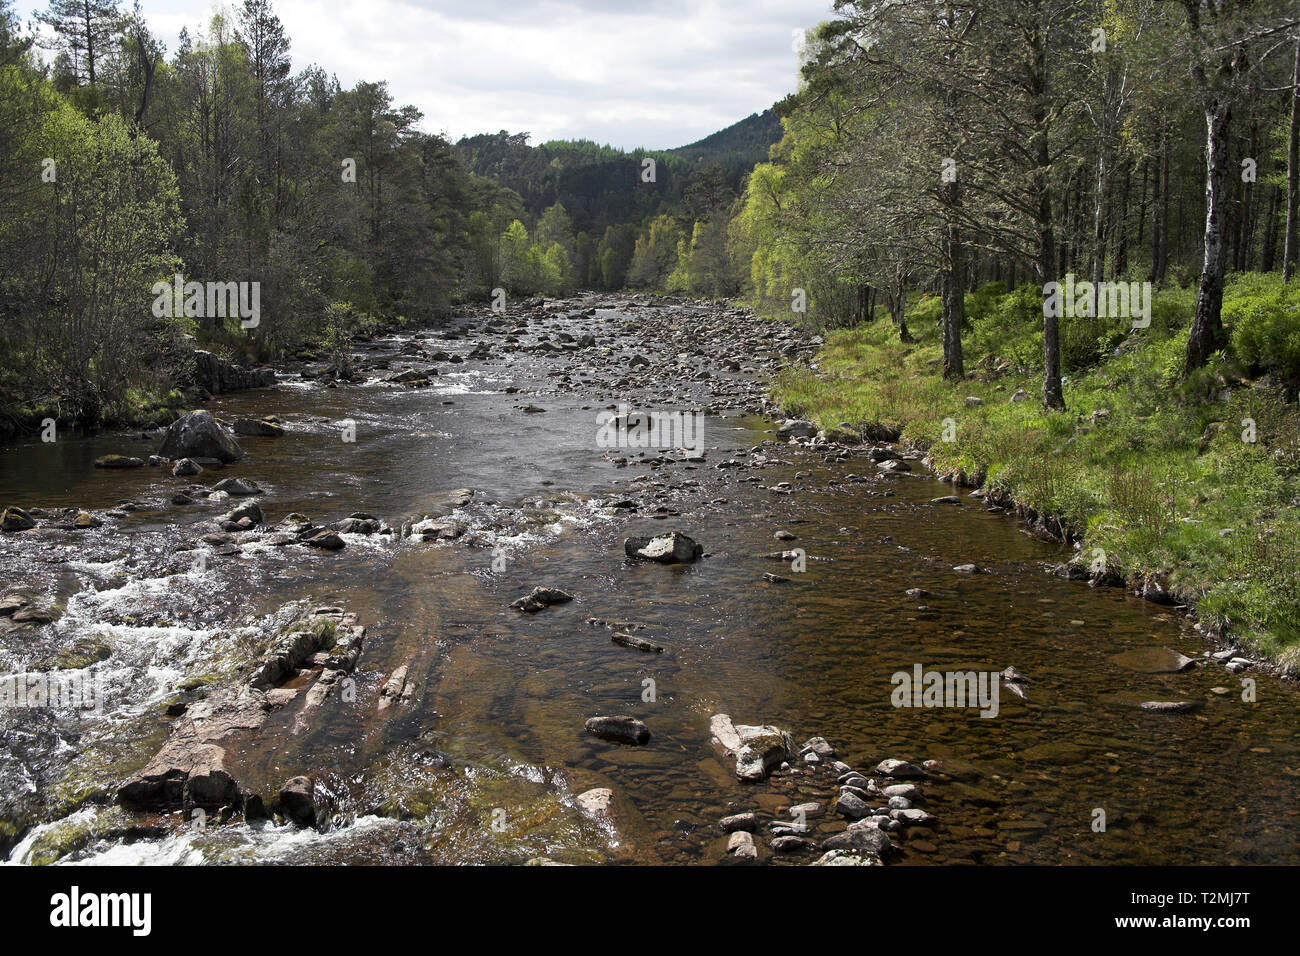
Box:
(771, 280), (1300, 673)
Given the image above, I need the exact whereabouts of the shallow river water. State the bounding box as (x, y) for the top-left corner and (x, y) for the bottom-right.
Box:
(1, 300), (1297, 865)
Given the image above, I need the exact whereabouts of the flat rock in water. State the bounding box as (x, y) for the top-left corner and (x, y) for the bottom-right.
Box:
(213, 477), (261, 496)
(1138, 700), (1198, 713)
(770, 835), (817, 853)
(710, 713), (743, 753)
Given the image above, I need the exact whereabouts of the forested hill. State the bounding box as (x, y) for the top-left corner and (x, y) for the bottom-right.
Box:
(669, 109), (783, 169)
(454, 108), (782, 236)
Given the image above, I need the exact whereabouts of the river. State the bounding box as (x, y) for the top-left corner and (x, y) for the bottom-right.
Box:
(1, 295), (1297, 865)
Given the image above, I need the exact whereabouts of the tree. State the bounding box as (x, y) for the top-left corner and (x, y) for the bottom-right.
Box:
(1177, 0), (1299, 369)
(36, 0), (121, 87)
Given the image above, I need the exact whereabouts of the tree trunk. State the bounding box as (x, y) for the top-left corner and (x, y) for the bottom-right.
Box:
(1187, 98), (1231, 371)
(1284, 35), (1300, 282)
(1092, 144), (1108, 289)
(1116, 156), (1131, 275)
(1237, 120), (1257, 272)
(941, 214), (965, 380)
(1261, 184), (1279, 272)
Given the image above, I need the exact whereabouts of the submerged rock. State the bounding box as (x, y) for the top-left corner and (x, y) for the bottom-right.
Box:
(1138, 700), (1198, 713)
(611, 632), (664, 653)
(585, 715), (651, 745)
(727, 830), (758, 860)
(824, 826), (891, 856)
(232, 417), (284, 437)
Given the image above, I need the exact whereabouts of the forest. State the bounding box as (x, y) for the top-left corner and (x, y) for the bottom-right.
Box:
(0, 0), (789, 434)
(2, 0), (1299, 436)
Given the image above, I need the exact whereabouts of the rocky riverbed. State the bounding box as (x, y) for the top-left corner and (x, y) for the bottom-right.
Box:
(1, 293), (1298, 866)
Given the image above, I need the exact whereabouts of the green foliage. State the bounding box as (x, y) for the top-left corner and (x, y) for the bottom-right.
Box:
(774, 281), (1300, 660)
(1224, 273), (1300, 383)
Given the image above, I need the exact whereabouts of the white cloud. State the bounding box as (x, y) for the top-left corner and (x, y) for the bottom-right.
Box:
(135, 0), (833, 147)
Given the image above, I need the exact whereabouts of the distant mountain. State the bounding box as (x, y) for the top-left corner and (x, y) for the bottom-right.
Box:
(668, 109), (784, 169)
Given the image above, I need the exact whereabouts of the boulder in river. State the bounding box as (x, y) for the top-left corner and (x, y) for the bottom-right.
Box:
(159, 410), (244, 464)
(1, 507), (36, 532)
(172, 458), (203, 477)
(575, 787), (615, 821)
(727, 722), (796, 782)
(278, 776), (324, 828)
(811, 849), (882, 866)
(511, 586), (574, 613)
(624, 531), (703, 563)
(824, 825), (891, 856)
(222, 500), (263, 526)
(585, 715), (651, 746)
(213, 477), (261, 496)
(776, 419), (818, 439)
(727, 830), (758, 860)
(93, 455), (144, 469)
(304, 529), (345, 550)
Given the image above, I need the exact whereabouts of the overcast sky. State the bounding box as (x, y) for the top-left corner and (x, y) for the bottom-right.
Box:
(89, 0), (834, 149)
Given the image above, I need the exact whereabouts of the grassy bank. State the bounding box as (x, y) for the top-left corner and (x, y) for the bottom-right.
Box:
(772, 274), (1300, 670)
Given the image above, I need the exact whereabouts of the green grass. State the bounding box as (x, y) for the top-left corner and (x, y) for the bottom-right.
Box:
(772, 275), (1300, 669)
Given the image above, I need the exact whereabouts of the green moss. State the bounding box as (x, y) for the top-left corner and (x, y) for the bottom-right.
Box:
(51, 638), (112, 670)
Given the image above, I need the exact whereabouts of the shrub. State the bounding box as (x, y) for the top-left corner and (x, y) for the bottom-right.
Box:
(1225, 273), (1300, 382)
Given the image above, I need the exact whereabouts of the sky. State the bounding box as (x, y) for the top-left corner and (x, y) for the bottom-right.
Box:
(84, 0), (835, 150)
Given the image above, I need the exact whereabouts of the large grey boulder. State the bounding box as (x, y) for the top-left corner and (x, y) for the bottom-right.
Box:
(776, 419), (818, 439)
(160, 410), (243, 463)
(624, 531), (703, 564)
